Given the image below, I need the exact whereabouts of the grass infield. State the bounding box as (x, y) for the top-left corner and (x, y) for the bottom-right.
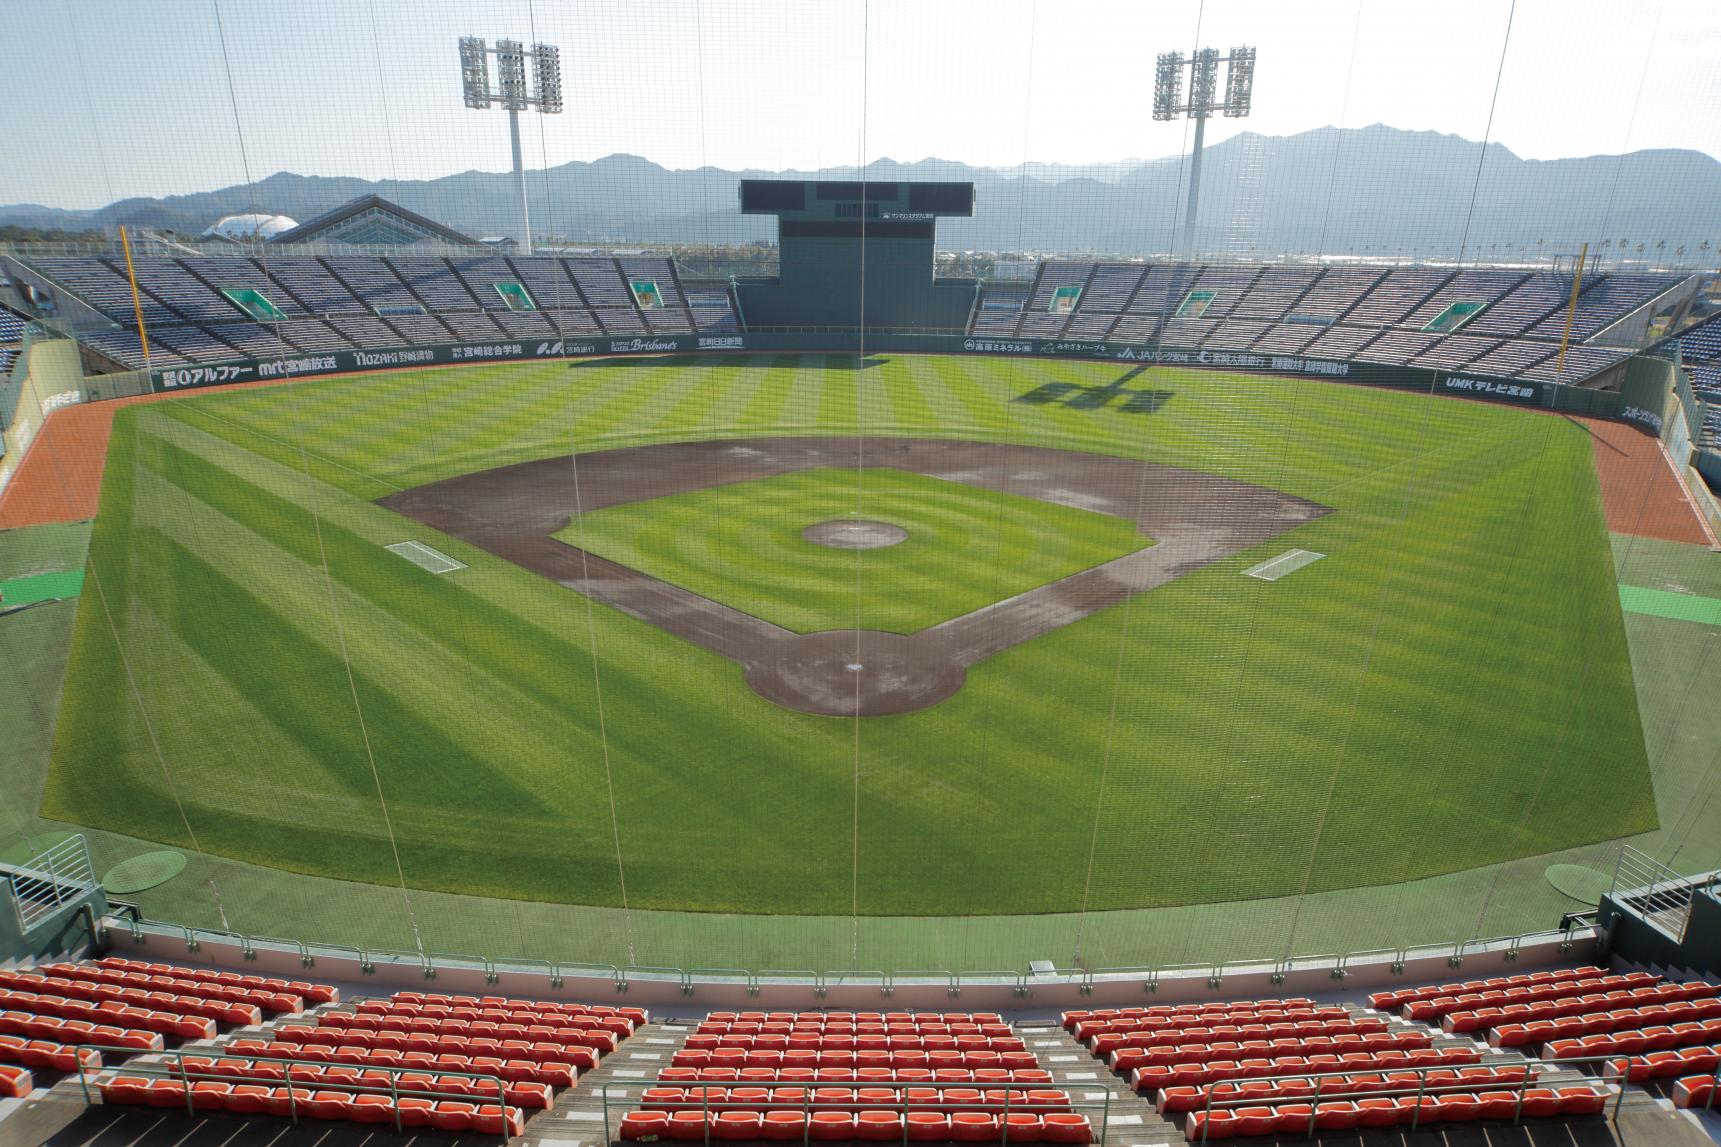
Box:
(561, 466), (1150, 634)
(40, 354), (1655, 916)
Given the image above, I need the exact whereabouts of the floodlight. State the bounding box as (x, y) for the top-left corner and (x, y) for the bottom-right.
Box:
(533, 43), (563, 114)
(496, 39), (529, 110)
(456, 36), (566, 252)
(1149, 43), (1260, 259)
(1189, 48), (1220, 111)
(459, 37), (491, 109)
(1223, 46), (1256, 117)
(1152, 52), (1184, 122)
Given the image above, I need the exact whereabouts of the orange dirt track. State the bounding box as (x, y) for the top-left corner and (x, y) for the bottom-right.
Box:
(1580, 416), (1717, 547)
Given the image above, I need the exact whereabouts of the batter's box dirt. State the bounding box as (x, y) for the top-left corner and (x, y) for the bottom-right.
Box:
(379, 438), (1331, 716)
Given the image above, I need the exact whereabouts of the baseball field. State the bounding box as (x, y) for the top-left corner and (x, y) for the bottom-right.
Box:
(39, 353), (1655, 920)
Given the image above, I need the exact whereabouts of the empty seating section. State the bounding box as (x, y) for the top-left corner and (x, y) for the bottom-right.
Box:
(569, 258), (636, 310)
(1203, 321), (1271, 351)
(1342, 268), (1455, 326)
(1249, 323), (1322, 354)
(1026, 262), (1092, 312)
(0, 349), (16, 375)
(1159, 318), (1217, 348)
(10, 250), (1689, 388)
(0, 956), (338, 1080)
(1061, 310), (1121, 340)
(686, 287), (742, 333)
(508, 257), (585, 310)
(0, 305), (27, 341)
(449, 255), (524, 307)
(1464, 272), (1586, 336)
(1527, 273), (1685, 340)
(202, 322), (300, 358)
(180, 259), (302, 316)
(29, 257), (183, 326)
(1231, 267), (1320, 320)
(1410, 334), (1502, 370)
(1304, 324), (1380, 359)
(1285, 267), (1387, 322)
(122, 260), (248, 323)
(1356, 329), (1440, 366)
(253, 257), (363, 313)
(326, 314), (407, 350)
(145, 325), (243, 364)
(1063, 992), (1609, 1140)
(383, 313), (457, 344)
(1463, 338), (1557, 377)
(491, 309), (557, 338)
(1401, 269), (1526, 330)
(1017, 311), (1072, 338)
(1676, 315), (1721, 364)
(1182, 1084), (1608, 1139)
(76, 328), (175, 368)
(1108, 314), (1161, 343)
(1519, 345), (1629, 382)
(1369, 964), (1610, 1012)
(620, 257), (688, 308)
(1126, 264), (1198, 316)
(972, 283), (1030, 335)
(1374, 966), (1721, 1065)
(97, 1073), (527, 1135)
(644, 306), (695, 334)
(1079, 264), (1145, 312)
(384, 256), (482, 311)
(321, 257), (417, 311)
(95, 986), (642, 1136)
(437, 311), (507, 342)
(271, 319), (350, 353)
(628, 1011), (1089, 1145)
(547, 308), (605, 336)
(1187, 266), (1263, 319)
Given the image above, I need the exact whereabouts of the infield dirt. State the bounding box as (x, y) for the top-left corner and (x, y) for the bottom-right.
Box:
(382, 436), (1330, 715)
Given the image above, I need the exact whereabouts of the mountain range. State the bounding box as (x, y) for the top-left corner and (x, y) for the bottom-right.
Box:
(2, 124), (1715, 259)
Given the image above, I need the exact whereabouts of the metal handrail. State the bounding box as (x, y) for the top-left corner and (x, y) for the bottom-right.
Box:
(599, 1076), (1112, 1147)
(67, 1045), (515, 1142)
(108, 914), (1596, 998)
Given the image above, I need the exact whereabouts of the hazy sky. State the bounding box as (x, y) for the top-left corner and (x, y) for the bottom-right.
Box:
(7, 0), (1720, 210)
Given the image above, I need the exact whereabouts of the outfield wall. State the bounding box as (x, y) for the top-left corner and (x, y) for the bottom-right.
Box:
(0, 337), (85, 499)
(139, 328), (1628, 417)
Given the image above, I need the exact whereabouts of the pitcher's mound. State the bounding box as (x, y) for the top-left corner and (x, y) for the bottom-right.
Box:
(802, 519), (909, 549)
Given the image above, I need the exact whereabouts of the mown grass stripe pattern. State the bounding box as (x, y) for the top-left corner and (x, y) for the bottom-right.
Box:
(43, 354), (1651, 916)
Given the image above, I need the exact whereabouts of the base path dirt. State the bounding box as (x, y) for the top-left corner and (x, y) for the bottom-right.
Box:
(1580, 417), (1716, 547)
(382, 437), (1330, 716)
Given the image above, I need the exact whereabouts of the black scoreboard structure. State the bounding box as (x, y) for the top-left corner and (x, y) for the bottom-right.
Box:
(735, 180), (977, 333)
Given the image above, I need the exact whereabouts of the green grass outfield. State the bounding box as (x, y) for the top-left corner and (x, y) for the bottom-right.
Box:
(41, 354), (1654, 920)
(561, 466), (1149, 633)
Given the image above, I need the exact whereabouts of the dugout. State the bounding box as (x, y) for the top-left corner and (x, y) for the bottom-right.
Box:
(734, 180), (977, 332)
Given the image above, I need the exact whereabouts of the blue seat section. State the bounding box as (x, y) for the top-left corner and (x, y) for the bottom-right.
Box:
(4, 250), (1684, 386)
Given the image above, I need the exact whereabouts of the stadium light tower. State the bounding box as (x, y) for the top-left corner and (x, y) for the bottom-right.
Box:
(1153, 44), (1256, 260)
(459, 36), (563, 252)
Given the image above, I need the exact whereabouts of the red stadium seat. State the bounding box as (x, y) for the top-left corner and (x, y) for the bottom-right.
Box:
(762, 1110), (809, 1140)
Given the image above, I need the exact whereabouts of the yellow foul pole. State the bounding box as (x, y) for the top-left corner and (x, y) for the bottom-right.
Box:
(1554, 242), (1588, 377)
(118, 225), (151, 369)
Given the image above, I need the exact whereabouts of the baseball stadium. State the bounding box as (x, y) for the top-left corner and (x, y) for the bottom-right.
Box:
(1, 1), (1720, 1143)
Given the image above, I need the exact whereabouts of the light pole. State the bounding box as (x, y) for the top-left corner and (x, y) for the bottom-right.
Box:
(1153, 45), (1256, 261)
(459, 36), (563, 253)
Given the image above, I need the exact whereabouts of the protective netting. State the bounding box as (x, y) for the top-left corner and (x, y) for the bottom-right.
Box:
(0, 0), (1718, 975)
